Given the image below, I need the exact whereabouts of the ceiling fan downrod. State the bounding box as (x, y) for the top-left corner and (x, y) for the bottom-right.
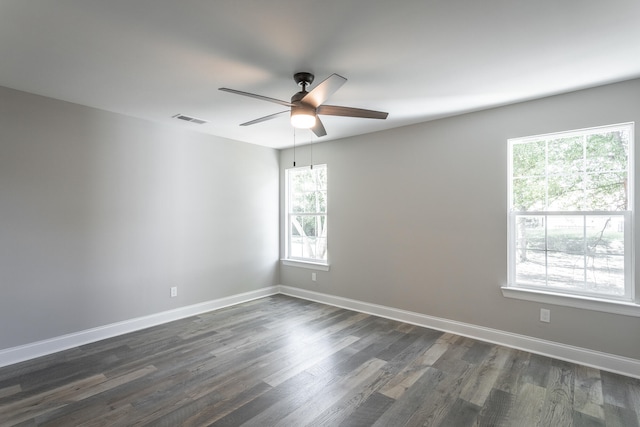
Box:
(293, 72), (314, 93)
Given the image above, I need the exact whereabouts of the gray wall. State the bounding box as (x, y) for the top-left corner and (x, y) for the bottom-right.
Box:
(280, 78), (640, 360)
(0, 86), (279, 350)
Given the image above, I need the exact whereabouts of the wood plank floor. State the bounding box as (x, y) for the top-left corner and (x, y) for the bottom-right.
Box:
(1, 295), (639, 426)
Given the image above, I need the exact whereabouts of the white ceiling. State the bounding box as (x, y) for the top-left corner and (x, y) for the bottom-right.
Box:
(1, 1), (639, 149)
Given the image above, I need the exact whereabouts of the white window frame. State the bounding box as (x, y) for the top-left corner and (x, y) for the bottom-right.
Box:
(283, 164), (328, 269)
(504, 123), (640, 315)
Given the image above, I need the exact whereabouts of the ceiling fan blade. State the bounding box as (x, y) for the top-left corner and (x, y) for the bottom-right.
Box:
(311, 117), (327, 137)
(240, 110), (289, 126)
(301, 74), (347, 108)
(317, 105), (388, 120)
(219, 88), (294, 107)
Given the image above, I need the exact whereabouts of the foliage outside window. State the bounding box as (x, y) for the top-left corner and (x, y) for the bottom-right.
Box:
(508, 123), (633, 301)
(286, 164), (327, 263)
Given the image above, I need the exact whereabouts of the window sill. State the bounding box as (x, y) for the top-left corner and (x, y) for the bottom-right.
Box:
(501, 286), (640, 317)
(281, 259), (330, 271)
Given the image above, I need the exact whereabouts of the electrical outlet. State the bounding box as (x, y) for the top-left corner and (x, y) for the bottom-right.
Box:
(540, 308), (550, 323)
(170, 287), (178, 298)
(311, 272), (317, 282)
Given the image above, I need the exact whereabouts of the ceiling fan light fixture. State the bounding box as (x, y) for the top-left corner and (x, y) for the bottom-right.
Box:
(291, 112), (316, 129)
(290, 106), (316, 129)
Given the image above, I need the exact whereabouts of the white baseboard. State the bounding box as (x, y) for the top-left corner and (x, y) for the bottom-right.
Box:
(0, 286), (279, 369)
(277, 285), (640, 379)
(3, 284), (639, 379)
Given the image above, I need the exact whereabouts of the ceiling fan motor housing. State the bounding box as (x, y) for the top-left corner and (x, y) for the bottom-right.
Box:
(290, 91), (316, 120)
(290, 87), (317, 128)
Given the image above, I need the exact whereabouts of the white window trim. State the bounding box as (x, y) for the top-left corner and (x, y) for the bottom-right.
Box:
(284, 164), (329, 267)
(506, 122), (636, 312)
(281, 259), (330, 271)
(501, 286), (640, 317)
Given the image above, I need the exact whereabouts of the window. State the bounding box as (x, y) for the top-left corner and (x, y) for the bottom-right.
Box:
(508, 123), (633, 302)
(285, 164), (328, 264)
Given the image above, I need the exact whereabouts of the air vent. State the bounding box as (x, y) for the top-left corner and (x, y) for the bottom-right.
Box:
(172, 114), (207, 125)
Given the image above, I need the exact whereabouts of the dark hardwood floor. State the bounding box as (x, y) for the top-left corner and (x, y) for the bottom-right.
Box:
(1, 295), (639, 426)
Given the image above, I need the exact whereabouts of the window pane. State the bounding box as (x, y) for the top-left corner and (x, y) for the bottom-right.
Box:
(586, 131), (628, 174)
(291, 216), (303, 236)
(302, 216), (317, 238)
(514, 215), (546, 286)
(512, 177), (546, 211)
(586, 215), (624, 256)
(512, 140), (545, 177)
(316, 165), (327, 190)
(546, 253), (584, 290)
(547, 216), (584, 255)
(303, 171), (317, 191)
(305, 192), (318, 213)
(515, 215), (545, 253)
(290, 236), (303, 258)
(515, 249), (546, 286)
(291, 193), (307, 213)
(546, 216), (585, 290)
(318, 190), (327, 213)
(585, 215), (625, 295)
(292, 171), (309, 193)
(585, 172), (627, 211)
(308, 236), (327, 261)
(586, 254), (624, 296)
(547, 174), (583, 210)
(547, 136), (583, 174)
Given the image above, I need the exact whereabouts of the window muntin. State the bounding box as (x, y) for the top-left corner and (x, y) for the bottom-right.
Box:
(286, 164), (327, 263)
(508, 123), (633, 301)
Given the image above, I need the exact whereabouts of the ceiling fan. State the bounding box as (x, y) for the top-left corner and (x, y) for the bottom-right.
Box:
(219, 72), (388, 137)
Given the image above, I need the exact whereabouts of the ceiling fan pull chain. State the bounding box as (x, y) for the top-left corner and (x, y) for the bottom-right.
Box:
(293, 128), (296, 167)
